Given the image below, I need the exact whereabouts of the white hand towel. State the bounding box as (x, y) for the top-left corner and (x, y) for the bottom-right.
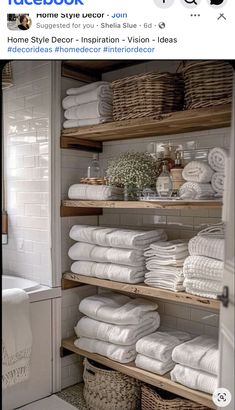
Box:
(135, 354), (174, 375)
(211, 172), (225, 196)
(144, 268), (185, 291)
(75, 337), (136, 363)
(170, 364), (218, 394)
(68, 184), (123, 201)
(184, 278), (223, 299)
(197, 222), (225, 238)
(172, 335), (219, 375)
(64, 101), (112, 120)
(145, 240), (189, 267)
(62, 85), (112, 109)
(75, 312), (160, 346)
(188, 236), (224, 261)
(69, 242), (145, 267)
(183, 255), (224, 281)
(63, 117), (112, 128)
(179, 182), (215, 199)
(182, 161), (214, 183)
(69, 225), (167, 250)
(2, 289), (32, 390)
(208, 147), (229, 172)
(136, 331), (191, 362)
(66, 81), (111, 95)
(79, 292), (158, 325)
(71, 261), (145, 284)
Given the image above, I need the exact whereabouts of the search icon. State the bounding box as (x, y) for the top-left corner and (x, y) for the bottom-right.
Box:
(185, 0), (197, 4)
(181, 0), (201, 7)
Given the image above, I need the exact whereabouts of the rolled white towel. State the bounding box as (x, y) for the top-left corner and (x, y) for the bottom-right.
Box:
(63, 117), (112, 128)
(64, 100), (112, 120)
(183, 277), (223, 299)
(208, 147), (229, 172)
(183, 255), (224, 280)
(211, 172), (225, 196)
(68, 184), (123, 201)
(66, 81), (111, 95)
(135, 354), (174, 375)
(179, 182), (215, 199)
(188, 236), (224, 261)
(170, 365), (218, 394)
(62, 84), (112, 109)
(182, 161), (214, 183)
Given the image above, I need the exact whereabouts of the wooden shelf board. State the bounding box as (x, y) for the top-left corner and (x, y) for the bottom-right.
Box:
(62, 273), (220, 310)
(62, 337), (215, 409)
(61, 136), (102, 152)
(61, 104), (231, 144)
(60, 205), (102, 217)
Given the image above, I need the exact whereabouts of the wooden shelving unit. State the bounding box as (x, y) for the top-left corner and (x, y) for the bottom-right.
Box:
(61, 337), (216, 409)
(62, 272), (220, 310)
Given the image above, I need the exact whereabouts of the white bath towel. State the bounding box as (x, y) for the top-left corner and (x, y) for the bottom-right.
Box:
(71, 260), (145, 284)
(197, 222), (225, 238)
(183, 255), (224, 280)
(179, 182), (215, 199)
(184, 278), (223, 299)
(170, 365), (218, 394)
(66, 81), (111, 96)
(135, 354), (174, 375)
(172, 335), (219, 375)
(69, 225), (167, 250)
(2, 289), (32, 390)
(136, 331), (191, 362)
(75, 313), (160, 346)
(74, 337), (136, 363)
(144, 240), (189, 267)
(69, 242), (145, 267)
(188, 236), (224, 261)
(79, 292), (158, 325)
(64, 101), (112, 120)
(68, 184), (123, 201)
(211, 172), (225, 196)
(63, 117), (112, 128)
(63, 84), (112, 109)
(144, 269), (185, 292)
(182, 161), (214, 183)
(208, 147), (229, 173)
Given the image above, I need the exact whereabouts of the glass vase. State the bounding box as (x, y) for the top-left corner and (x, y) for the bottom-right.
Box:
(124, 184), (139, 201)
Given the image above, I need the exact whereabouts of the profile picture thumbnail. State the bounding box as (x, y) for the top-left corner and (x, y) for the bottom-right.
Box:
(7, 14), (32, 31)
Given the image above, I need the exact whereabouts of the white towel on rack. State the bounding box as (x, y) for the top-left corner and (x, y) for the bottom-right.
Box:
(182, 161), (214, 183)
(211, 172), (225, 196)
(74, 313), (160, 346)
(183, 278), (222, 299)
(183, 255), (224, 280)
(136, 331), (191, 362)
(64, 100), (113, 120)
(135, 354), (174, 375)
(188, 236), (224, 261)
(63, 117), (112, 128)
(68, 184), (123, 201)
(144, 240), (189, 267)
(66, 81), (111, 96)
(170, 365), (218, 394)
(74, 337), (136, 363)
(208, 147), (229, 172)
(69, 242), (145, 267)
(79, 292), (158, 325)
(71, 261), (145, 284)
(197, 222), (225, 238)
(2, 289), (32, 390)
(179, 182), (215, 199)
(69, 225), (167, 250)
(62, 84), (112, 109)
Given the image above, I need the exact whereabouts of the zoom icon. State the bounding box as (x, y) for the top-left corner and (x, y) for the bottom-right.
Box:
(153, 0), (175, 8)
(213, 388), (232, 407)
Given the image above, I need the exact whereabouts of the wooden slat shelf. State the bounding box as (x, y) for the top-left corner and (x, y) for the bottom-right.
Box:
(61, 337), (215, 409)
(61, 104), (231, 148)
(62, 273), (220, 310)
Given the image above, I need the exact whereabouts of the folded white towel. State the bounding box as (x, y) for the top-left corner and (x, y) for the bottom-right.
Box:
(188, 236), (224, 261)
(208, 147), (229, 173)
(183, 255), (224, 280)
(69, 225), (167, 250)
(75, 313), (160, 346)
(63, 84), (112, 109)
(71, 261), (145, 284)
(197, 222), (225, 238)
(135, 354), (174, 375)
(66, 81), (111, 96)
(68, 184), (123, 201)
(136, 331), (191, 362)
(170, 364), (218, 394)
(144, 240), (189, 267)
(172, 335), (219, 375)
(144, 278), (185, 292)
(79, 292), (158, 325)
(211, 172), (225, 196)
(144, 269), (185, 292)
(2, 289), (32, 390)
(184, 278), (223, 299)
(182, 161), (214, 183)
(64, 101), (112, 120)
(74, 337), (136, 363)
(63, 117), (112, 128)
(179, 182), (215, 199)
(69, 242), (145, 267)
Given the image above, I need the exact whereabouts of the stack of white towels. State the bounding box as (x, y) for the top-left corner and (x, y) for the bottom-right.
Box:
(171, 335), (219, 394)
(74, 292), (160, 363)
(183, 223), (224, 299)
(144, 240), (189, 291)
(62, 81), (113, 129)
(135, 330), (190, 376)
(69, 225), (167, 284)
(208, 147), (228, 197)
(68, 183), (124, 201)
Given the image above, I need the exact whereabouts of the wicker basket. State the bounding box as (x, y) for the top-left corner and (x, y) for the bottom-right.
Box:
(2, 63), (13, 89)
(80, 177), (108, 185)
(112, 72), (184, 121)
(83, 358), (140, 410)
(182, 60), (233, 109)
(141, 384), (210, 410)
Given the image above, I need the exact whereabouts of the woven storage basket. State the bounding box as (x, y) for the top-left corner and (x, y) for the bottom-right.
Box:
(2, 63), (13, 89)
(182, 60), (233, 109)
(83, 358), (140, 410)
(112, 72), (184, 121)
(141, 384), (210, 410)
(80, 177), (108, 185)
